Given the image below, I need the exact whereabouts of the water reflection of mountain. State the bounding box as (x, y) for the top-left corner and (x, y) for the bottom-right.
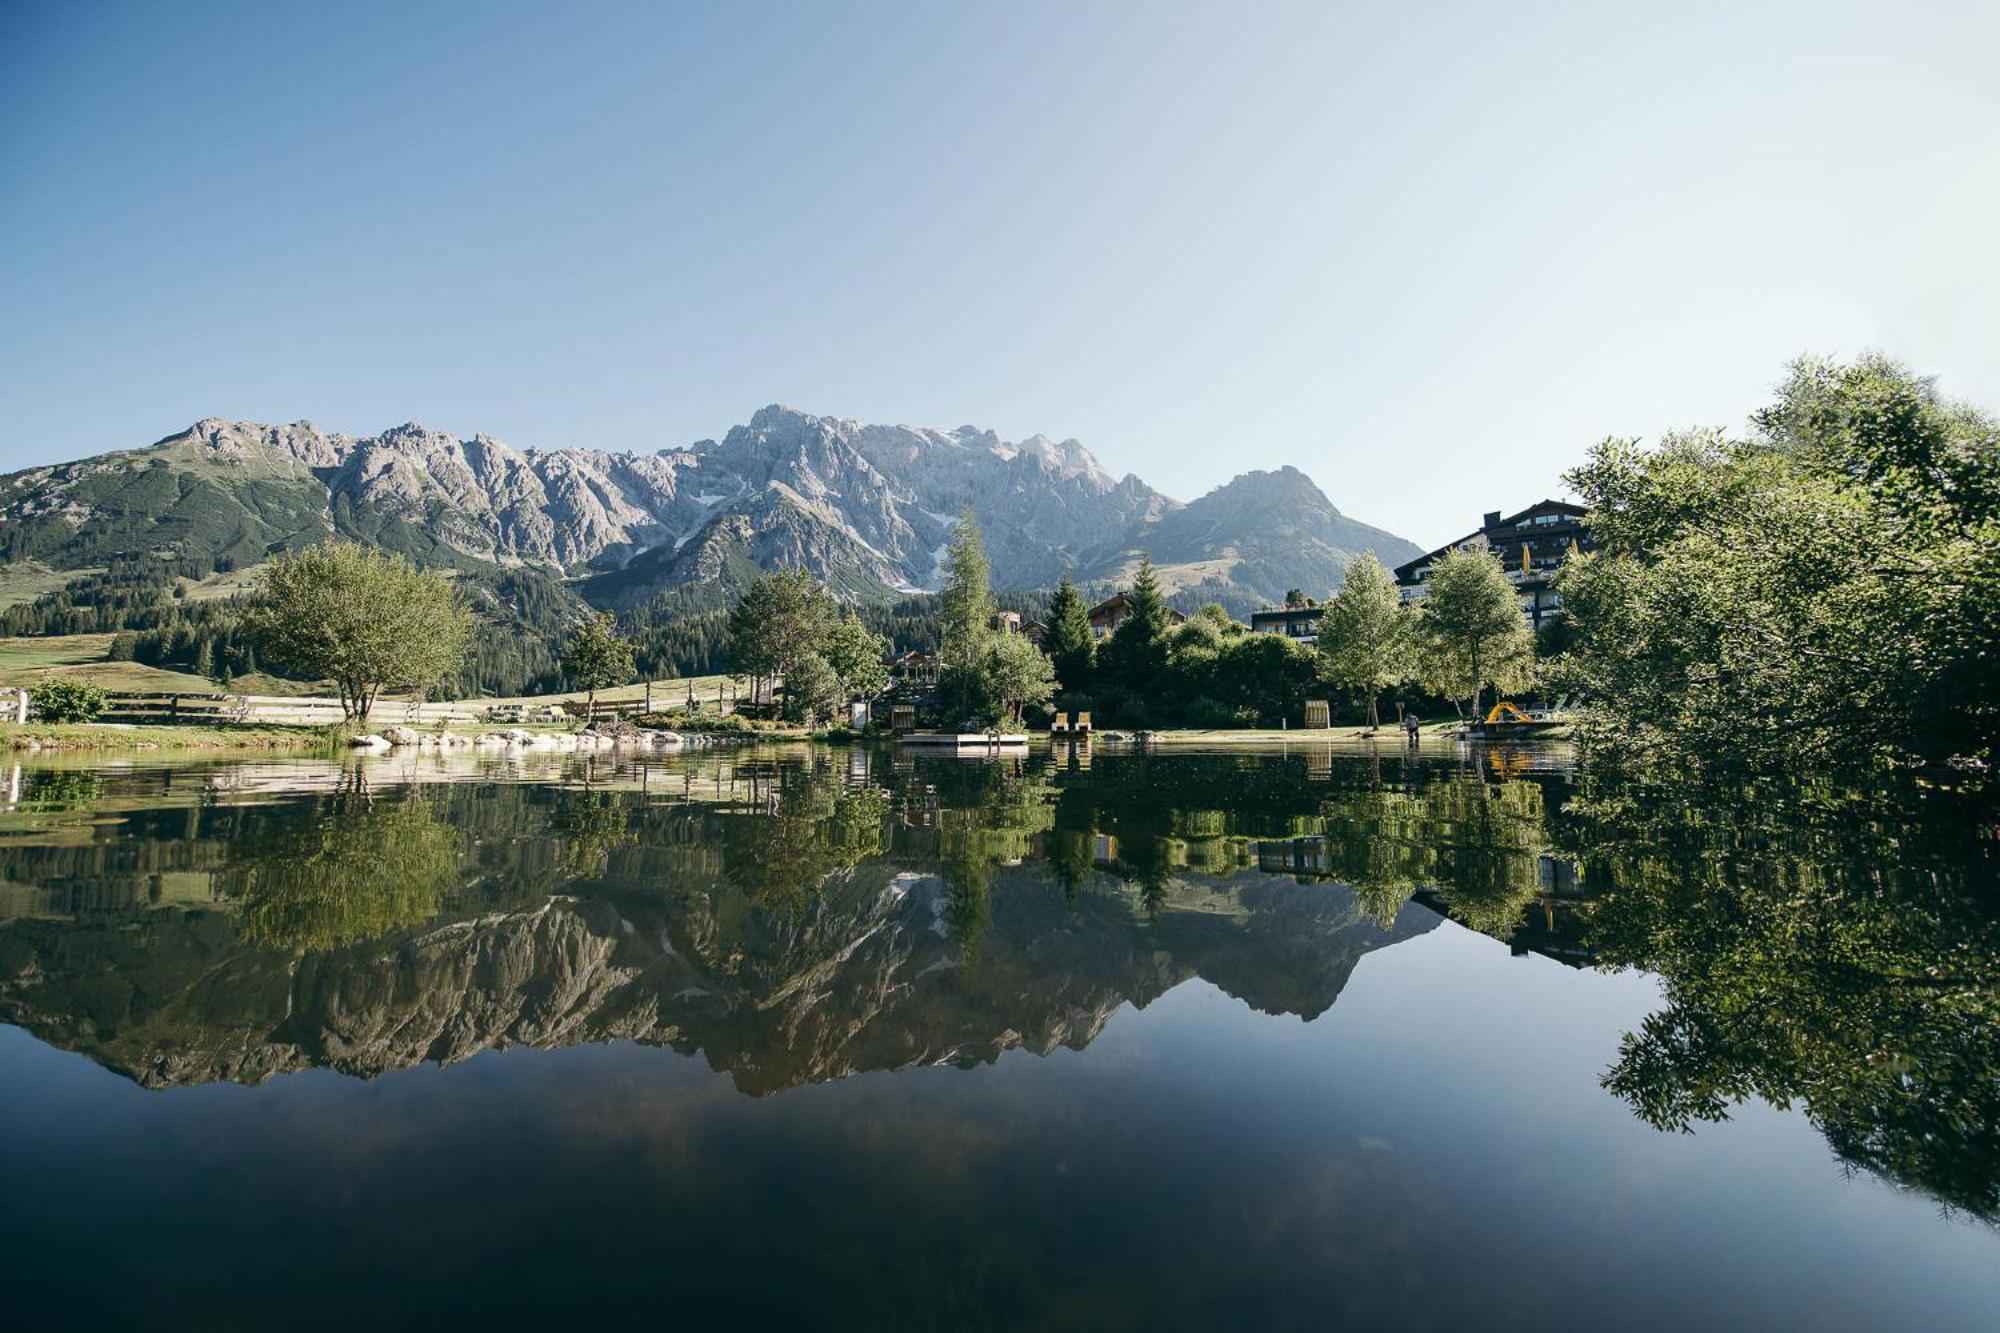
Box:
(0, 865), (1436, 1094)
(5, 749), (1994, 1222)
(0, 760), (1440, 1093)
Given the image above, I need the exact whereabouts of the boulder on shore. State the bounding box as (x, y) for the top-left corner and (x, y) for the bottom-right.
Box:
(384, 726), (421, 747)
(348, 734), (391, 751)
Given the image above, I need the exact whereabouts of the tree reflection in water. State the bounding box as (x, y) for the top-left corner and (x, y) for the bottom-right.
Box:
(228, 772), (462, 952)
(1557, 770), (2000, 1220)
(0, 746), (1992, 1218)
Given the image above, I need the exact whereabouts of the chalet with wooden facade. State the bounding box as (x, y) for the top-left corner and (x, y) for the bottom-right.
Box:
(1249, 604), (1323, 644)
(887, 651), (940, 686)
(1087, 593), (1186, 640)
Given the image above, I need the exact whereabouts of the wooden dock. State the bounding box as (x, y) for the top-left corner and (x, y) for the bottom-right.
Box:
(895, 731), (1029, 749)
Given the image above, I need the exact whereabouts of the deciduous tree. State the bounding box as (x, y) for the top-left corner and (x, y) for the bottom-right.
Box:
(1556, 354), (2000, 768)
(1318, 552), (1414, 729)
(822, 611), (889, 702)
(562, 611), (635, 716)
(1415, 543), (1534, 720)
(726, 569), (837, 704)
(245, 543), (472, 722)
(976, 628), (1057, 725)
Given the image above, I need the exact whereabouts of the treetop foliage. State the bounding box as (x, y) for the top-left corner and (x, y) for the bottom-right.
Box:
(1557, 354), (2000, 769)
(1415, 543), (1535, 716)
(725, 570), (890, 723)
(245, 542), (472, 720)
(1317, 551), (1413, 727)
(562, 611), (635, 705)
(939, 508), (994, 672)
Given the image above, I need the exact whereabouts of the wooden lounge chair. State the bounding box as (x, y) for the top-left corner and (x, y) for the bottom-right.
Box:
(1074, 711), (1092, 733)
(1051, 711), (1069, 734)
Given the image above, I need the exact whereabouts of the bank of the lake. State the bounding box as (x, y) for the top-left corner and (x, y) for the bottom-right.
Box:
(1, 721), (342, 753)
(3, 718), (825, 755)
(1100, 722), (1570, 745)
(0, 718), (1562, 756)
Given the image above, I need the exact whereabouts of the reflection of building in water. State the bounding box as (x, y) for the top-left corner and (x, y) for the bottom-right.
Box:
(1256, 836), (1335, 881)
(1507, 854), (1592, 966)
(1413, 852), (1592, 967)
(1253, 835), (1596, 965)
(1503, 895), (1594, 968)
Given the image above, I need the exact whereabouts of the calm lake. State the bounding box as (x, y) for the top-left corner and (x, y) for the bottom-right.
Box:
(1, 743), (1995, 1329)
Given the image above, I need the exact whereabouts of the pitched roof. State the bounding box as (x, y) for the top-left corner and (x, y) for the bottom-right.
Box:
(1394, 499), (1588, 578)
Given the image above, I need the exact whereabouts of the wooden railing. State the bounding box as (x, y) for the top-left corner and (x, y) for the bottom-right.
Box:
(96, 692), (249, 725)
(83, 691), (669, 728)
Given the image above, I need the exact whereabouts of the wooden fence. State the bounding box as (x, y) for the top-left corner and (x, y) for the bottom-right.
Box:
(88, 691), (684, 728)
(96, 693), (251, 725)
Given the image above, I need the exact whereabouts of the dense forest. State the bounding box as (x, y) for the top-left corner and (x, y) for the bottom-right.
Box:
(625, 582), (1055, 680)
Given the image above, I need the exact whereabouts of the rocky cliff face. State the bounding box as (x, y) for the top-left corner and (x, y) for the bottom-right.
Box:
(0, 407), (1421, 609)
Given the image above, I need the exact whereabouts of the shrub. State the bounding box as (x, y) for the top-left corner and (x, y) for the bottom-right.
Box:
(638, 709), (760, 734)
(1182, 699), (1252, 729)
(31, 677), (108, 723)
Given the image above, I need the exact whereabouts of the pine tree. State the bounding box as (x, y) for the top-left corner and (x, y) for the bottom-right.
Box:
(1102, 556), (1169, 688)
(1043, 574), (1094, 691)
(939, 510), (994, 717)
(938, 508), (992, 673)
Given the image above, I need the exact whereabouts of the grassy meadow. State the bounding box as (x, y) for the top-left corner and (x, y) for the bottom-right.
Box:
(0, 721), (342, 752)
(0, 634), (220, 694)
(0, 561), (98, 611)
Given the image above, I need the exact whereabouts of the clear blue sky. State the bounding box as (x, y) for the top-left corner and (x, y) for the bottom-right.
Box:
(3, 0), (1995, 548)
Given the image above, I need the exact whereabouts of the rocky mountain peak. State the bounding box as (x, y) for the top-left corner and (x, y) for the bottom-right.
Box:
(1202, 465), (1337, 513)
(746, 403), (817, 432)
(2, 406), (1421, 612)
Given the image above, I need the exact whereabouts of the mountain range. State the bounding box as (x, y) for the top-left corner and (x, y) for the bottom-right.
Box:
(0, 407), (1419, 614)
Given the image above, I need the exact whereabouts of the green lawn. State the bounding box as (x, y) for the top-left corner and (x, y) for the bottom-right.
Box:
(0, 634), (222, 694)
(0, 631), (753, 713)
(0, 561), (97, 611)
(1, 721), (338, 752)
(176, 565), (267, 601)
